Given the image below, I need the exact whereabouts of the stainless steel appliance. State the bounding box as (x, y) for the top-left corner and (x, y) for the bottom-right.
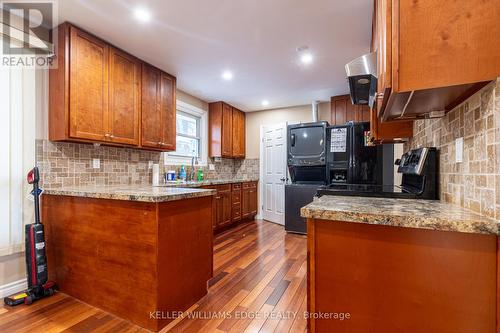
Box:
(345, 52), (377, 107)
(318, 147), (438, 200)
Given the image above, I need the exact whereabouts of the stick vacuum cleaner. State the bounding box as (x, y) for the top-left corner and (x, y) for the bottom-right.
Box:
(4, 166), (57, 306)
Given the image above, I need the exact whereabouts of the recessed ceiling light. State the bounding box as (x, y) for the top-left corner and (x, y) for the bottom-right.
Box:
(133, 7), (151, 23)
(222, 70), (233, 81)
(261, 100), (269, 107)
(300, 52), (314, 65)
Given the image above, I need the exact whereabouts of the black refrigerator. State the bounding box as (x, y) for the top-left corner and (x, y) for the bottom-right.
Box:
(326, 122), (382, 185)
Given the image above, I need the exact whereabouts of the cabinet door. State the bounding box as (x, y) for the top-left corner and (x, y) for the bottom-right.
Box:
(141, 64), (162, 148)
(222, 103), (233, 157)
(355, 105), (371, 123)
(232, 108), (245, 158)
(375, 0), (391, 95)
(215, 194), (224, 229)
(249, 186), (257, 215)
(330, 95), (357, 125)
(108, 47), (141, 145)
(69, 26), (109, 141)
(160, 73), (176, 151)
(242, 188), (250, 218)
(220, 190), (232, 226)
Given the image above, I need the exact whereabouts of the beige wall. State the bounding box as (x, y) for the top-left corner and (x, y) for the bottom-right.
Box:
(245, 102), (331, 159)
(177, 90), (209, 112)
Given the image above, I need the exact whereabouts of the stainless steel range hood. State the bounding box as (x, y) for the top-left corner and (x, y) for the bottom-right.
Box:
(345, 52), (377, 108)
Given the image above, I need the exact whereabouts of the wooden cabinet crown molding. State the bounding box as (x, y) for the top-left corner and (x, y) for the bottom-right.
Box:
(49, 22), (176, 151)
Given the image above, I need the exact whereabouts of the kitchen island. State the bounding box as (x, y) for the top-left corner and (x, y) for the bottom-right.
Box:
(42, 185), (216, 332)
(302, 195), (500, 333)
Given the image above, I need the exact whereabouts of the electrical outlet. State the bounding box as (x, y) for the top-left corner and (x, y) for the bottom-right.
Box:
(92, 158), (100, 169)
(455, 137), (463, 163)
(148, 161), (154, 169)
(209, 164), (215, 171)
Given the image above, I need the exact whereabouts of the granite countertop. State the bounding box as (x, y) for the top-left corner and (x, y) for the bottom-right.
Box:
(155, 178), (259, 188)
(301, 195), (500, 235)
(43, 185), (216, 203)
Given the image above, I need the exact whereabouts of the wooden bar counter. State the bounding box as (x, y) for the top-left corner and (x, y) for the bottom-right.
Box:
(301, 195), (500, 333)
(42, 185), (215, 332)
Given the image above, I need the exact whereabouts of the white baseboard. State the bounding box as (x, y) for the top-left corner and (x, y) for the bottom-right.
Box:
(0, 279), (27, 298)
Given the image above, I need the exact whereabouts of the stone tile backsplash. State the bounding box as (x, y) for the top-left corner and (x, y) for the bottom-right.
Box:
(36, 139), (259, 188)
(405, 78), (500, 219)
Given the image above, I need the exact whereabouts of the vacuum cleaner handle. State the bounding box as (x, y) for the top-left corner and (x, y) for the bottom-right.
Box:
(27, 167), (40, 184)
(28, 167), (41, 225)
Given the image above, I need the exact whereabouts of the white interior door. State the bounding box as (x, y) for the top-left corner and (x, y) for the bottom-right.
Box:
(261, 122), (287, 225)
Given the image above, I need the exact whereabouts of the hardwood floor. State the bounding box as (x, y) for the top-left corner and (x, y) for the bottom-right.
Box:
(0, 219), (307, 333)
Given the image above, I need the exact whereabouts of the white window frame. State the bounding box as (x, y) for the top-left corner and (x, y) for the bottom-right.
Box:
(164, 100), (208, 166)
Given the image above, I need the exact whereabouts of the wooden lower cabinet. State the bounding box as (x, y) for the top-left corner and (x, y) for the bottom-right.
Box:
(205, 181), (257, 232)
(307, 218), (497, 333)
(42, 195), (213, 332)
(242, 181), (258, 218)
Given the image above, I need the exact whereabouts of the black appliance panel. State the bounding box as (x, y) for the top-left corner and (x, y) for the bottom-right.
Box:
(285, 184), (320, 234)
(288, 166), (326, 185)
(326, 122), (380, 185)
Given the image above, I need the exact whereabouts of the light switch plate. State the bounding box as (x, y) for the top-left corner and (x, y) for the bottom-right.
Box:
(455, 137), (463, 163)
(92, 158), (100, 169)
(209, 164), (215, 171)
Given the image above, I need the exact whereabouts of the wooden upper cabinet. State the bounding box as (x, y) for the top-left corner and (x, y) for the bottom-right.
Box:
(49, 22), (177, 150)
(160, 73), (176, 151)
(231, 108), (245, 158)
(141, 64), (162, 148)
(209, 102), (245, 159)
(330, 95), (370, 125)
(68, 26), (109, 141)
(372, 0), (500, 121)
(108, 47), (141, 145)
(222, 103), (233, 157)
(141, 64), (176, 151)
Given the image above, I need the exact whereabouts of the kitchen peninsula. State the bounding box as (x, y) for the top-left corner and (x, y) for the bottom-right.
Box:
(302, 195), (500, 333)
(41, 185), (215, 332)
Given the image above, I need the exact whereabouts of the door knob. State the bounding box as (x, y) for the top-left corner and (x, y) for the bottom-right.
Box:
(280, 177), (286, 182)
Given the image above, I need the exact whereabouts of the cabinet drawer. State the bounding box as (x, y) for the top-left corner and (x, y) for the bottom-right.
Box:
(243, 181), (257, 189)
(232, 183), (241, 190)
(232, 204), (241, 221)
(232, 191), (241, 203)
(217, 184), (231, 192)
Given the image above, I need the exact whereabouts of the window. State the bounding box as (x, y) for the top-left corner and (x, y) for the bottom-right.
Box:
(175, 111), (201, 158)
(165, 100), (208, 165)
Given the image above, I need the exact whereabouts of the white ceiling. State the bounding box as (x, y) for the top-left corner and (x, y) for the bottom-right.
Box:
(58, 0), (373, 111)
